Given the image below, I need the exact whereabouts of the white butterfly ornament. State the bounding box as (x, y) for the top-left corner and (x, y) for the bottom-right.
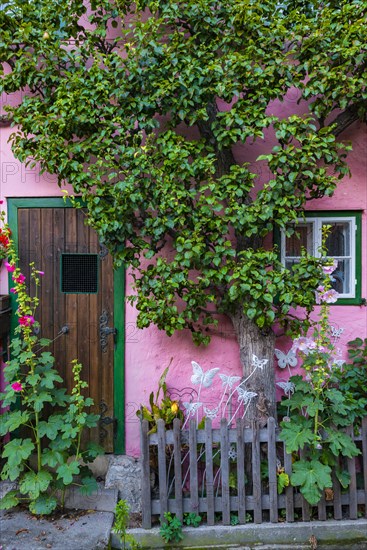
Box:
(183, 402), (202, 417)
(274, 349), (298, 369)
(236, 387), (258, 405)
(276, 381), (295, 395)
(219, 374), (241, 389)
(191, 361), (220, 388)
(252, 355), (268, 370)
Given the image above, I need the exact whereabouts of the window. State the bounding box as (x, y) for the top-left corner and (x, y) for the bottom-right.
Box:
(280, 212), (362, 304)
(61, 253), (99, 293)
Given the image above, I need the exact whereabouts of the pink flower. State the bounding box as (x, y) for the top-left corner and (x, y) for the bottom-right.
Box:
(11, 381), (23, 392)
(18, 315), (35, 326)
(292, 337), (317, 355)
(13, 273), (26, 284)
(10, 287), (17, 294)
(322, 289), (339, 304)
(4, 261), (15, 273)
(322, 260), (338, 275)
(36, 271), (44, 276)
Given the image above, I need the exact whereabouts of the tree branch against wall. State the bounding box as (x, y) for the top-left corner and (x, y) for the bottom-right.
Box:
(1, 0), (366, 420)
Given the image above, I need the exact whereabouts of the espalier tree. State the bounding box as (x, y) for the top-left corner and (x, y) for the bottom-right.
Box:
(1, 0), (366, 420)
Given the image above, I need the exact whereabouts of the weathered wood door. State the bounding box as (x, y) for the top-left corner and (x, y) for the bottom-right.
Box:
(10, 200), (124, 453)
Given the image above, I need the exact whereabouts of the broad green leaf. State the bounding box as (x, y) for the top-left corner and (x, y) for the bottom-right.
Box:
(38, 415), (64, 440)
(2, 438), (34, 468)
(79, 476), (98, 496)
(56, 461), (80, 485)
(19, 470), (52, 499)
(291, 460), (332, 506)
(277, 472), (289, 494)
(0, 410), (29, 435)
(41, 448), (65, 469)
(279, 419), (315, 452)
(326, 430), (361, 459)
(0, 490), (19, 510)
(29, 495), (57, 515)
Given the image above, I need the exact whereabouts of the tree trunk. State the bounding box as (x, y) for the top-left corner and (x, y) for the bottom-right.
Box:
(230, 306), (276, 426)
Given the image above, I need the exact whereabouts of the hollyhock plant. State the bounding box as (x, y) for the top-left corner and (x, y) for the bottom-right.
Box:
(322, 259), (338, 275)
(0, 208), (102, 516)
(280, 227), (361, 507)
(18, 315), (35, 327)
(13, 273), (26, 285)
(4, 261), (15, 273)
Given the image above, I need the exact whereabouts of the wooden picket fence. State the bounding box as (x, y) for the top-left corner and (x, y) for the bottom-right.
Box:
(141, 416), (367, 528)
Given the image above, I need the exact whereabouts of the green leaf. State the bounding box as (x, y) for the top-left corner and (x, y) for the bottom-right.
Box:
(291, 460), (332, 505)
(0, 410), (29, 435)
(41, 448), (65, 469)
(279, 419), (315, 452)
(83, 441), (104, 462)
(56, 461), (80, 485)
(79, 476), (98, 496)
(326, 430), (361, 458)
(38, 415), (64, 440)
(2, 438), (35, 468)
(19, 470), (53, 499)
(277, 472), (289, 494)
(0, 490), (19, 511)
(29, 495), (57, 515)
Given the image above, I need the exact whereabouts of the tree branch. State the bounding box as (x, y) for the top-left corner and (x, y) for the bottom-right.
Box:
(330, 104), (365, 137)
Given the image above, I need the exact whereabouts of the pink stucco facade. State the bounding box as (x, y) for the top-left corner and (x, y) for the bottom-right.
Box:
(1, 89), (366, 457)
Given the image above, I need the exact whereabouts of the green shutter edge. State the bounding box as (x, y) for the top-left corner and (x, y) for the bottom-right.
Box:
(6, 197), (126, 454)
(273, 210), (363, 306)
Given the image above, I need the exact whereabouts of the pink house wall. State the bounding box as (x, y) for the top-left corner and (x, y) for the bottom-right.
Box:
(1, 90), (366, 457)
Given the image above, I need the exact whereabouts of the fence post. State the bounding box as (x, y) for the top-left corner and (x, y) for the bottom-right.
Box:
(283, 444), (294, 523)
(362, 417), (367, 519)
(173, 418), (183, 522)
(267, 417), (278, 523)
(189, 419), (199, 514)
(299, 448), (310, 521)
(236, 418), (246, 524)
(205, 418), (215, 526)
(346, 424), (358, 519)
(141, 419), (152, 529)
(220, 418), (230, 525)
(157, 419), (168, 521)
(252, 421), (262, 524)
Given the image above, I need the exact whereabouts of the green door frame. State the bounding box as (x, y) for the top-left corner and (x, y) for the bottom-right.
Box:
(7, 197), (125, 454)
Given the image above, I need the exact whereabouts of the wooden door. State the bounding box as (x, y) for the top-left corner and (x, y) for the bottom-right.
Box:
(16, 205), (118, 452)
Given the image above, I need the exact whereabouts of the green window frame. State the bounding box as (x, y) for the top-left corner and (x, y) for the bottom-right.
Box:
(277, 211), (362, 306)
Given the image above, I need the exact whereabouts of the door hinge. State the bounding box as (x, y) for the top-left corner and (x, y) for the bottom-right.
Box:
(99, 400), (118, 441)
(99, 309), (117, 352)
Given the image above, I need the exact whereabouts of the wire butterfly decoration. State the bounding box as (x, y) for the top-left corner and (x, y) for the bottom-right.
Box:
(181, 356), (268, 426)
(274, 348), (297, 370)
(330, 325), (344, 343)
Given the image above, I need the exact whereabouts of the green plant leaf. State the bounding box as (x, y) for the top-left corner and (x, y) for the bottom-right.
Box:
(326, 430), (360, 458)
(0, 410), (29, 435)
(291, 460), (332, 505)
(2, 438), (35, 468)
(38, 415), (64, 440)
(79, 476), (98, 496)
(277, 472), (289, 494)
(56, 461), (80, 485)
(19, 470), (53, 499)
(41, 448), (65, 468)
(279, 418), (315, 452)
(0, 490), (19, 511)
(29, 495), (57, 515)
